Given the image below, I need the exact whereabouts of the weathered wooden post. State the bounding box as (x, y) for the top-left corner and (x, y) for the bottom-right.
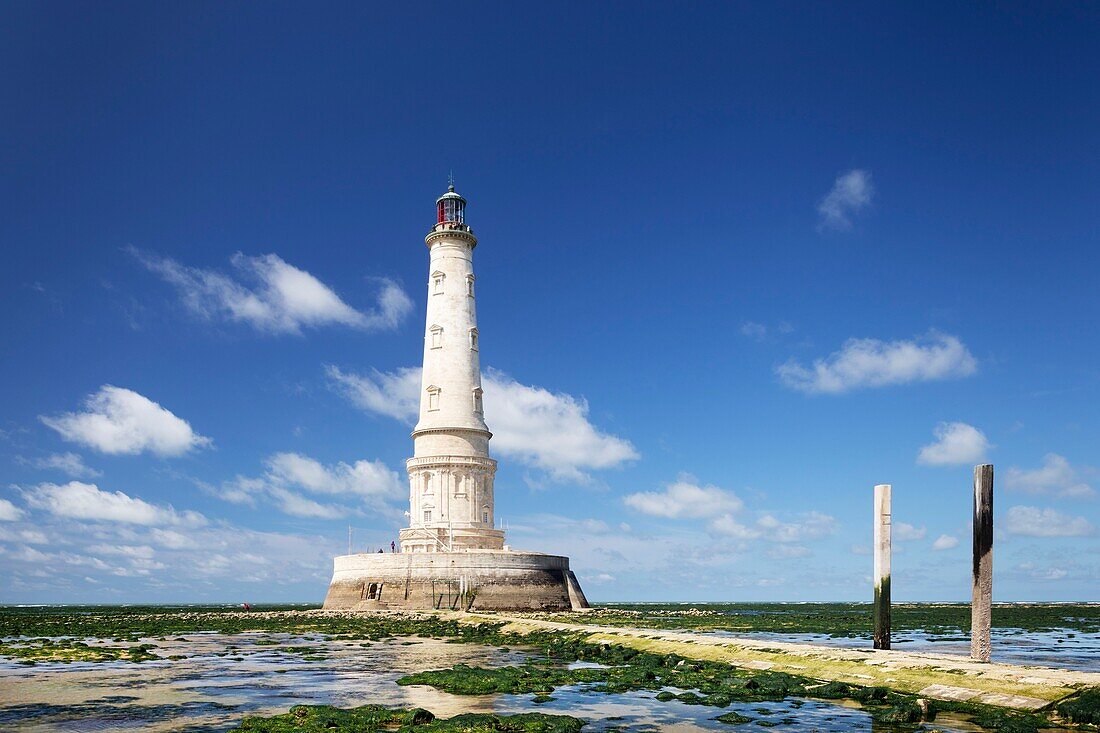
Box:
(971, 464), (993, 662)
(873, 483), (891, 650)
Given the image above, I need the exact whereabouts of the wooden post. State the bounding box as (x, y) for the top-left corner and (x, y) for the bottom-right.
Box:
(873, 483), (891, 650)
(971, 464), (994, 662)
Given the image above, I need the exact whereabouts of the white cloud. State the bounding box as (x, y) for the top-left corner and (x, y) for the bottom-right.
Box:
(28, 452), (102, 478)
(327, 366), (638, 483)
(777, 331), (977, 394)
(894, 522), (927, 541)
(41, 386), (211, 457)
(22, 482), (206, 527)
(86, 544), (156, 559)
(768, 544), (811, 559)
(932, 534), (959, 551)
(265, 452), (403, 498)
(326, 365), (421, 422)
(132, 248), (412, 335)
(1005, 454), (1094, 498)
(1004, 506), (1093, 538)
(0, 499), (24, 521)
(624, 476), (743, 519)
(817, 169), (873, 230)
(266, 487), (346, 520)
(755, 511), (837, 543)
(917, 422), (991, 466)
(148, 528), (199, 550)
(740, 321), (767, 339)
(209, 452), (405, 520)
(708, 514), (761, 540)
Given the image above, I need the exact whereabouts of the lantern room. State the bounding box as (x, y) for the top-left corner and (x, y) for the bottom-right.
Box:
(436, 184), (467, 226)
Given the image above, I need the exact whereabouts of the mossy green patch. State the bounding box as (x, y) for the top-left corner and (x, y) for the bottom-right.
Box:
(1056, 688), (1100, 725)
(0, 638), (158, 664)
(232, 704), (583, 732)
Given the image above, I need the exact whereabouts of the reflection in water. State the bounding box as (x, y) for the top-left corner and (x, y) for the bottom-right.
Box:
(0, 633), (1041, 732)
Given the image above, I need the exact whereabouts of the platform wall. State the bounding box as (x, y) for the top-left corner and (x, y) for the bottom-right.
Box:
(322, 550), (586, 611)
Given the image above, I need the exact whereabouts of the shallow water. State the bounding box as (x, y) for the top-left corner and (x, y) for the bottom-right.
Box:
(0, 632), (1016, 732)
(705, 627), (1099, 671)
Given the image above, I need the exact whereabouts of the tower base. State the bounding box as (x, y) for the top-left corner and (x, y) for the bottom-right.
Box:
(321, 549), (589, 612)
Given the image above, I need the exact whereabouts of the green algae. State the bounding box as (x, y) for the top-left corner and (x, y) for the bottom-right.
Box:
(0, 638), (158, 663)
(715, 711), (754, 725)
(232, 704), (583, 732)
(1056, 688), (1100, 725)
(1, 606), (1094, 732)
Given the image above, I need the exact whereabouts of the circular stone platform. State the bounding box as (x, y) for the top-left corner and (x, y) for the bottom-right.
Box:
(321, 549), (589, 611)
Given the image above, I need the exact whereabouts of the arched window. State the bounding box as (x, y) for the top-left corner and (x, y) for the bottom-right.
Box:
(429, 325), (443, 349)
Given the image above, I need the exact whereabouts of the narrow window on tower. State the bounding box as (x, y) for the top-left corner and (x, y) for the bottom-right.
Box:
(427, 386), (441, 411)
(472, 387), (484, 413)
(429, 325), (443, 349)
(466, 274), (475, 297)
(468, 327), (478, 351)
(431, 271), (446, 295)
(482, 507), (490, 524)
(423, 510), (432, 524)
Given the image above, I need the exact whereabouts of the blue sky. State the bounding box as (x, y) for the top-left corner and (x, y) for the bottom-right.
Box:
(2, 3), (1098, 603)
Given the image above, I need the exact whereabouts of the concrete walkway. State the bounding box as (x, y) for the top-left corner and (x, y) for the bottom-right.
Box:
(456, 612), (1099, 710)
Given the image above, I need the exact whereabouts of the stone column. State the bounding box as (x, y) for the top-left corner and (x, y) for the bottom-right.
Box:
(873, 484), (891, 650)
(971, 464), (994, 662)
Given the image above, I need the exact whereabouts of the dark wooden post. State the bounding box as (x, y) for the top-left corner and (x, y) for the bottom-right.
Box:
(873, 483), (891, 650)
(971, 464), (993, 662)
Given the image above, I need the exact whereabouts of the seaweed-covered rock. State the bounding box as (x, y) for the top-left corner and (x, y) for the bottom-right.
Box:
(810, 681), (851, 699)
(233, 705), (584, 732)
(1056, 687), (1100, 725)
(870, 701), (922, 724)
(714, 711), (753, 725)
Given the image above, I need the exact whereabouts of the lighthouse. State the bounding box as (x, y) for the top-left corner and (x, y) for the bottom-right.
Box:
(322, 182), (589, 611)
(400, 183), (504, 553)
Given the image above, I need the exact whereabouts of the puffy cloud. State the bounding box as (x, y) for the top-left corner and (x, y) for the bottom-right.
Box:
(1004, 454), (1094, 499)
(21, 481), (206, 527)
(817, 169), (873, 230)
(917, 422), (991, 466)
(1004, 506), (1093, 538)
(40, 386), (211, 457)
(755, 511), (837, 543)
(327, 365), (421, 422)
(25, 452), (102, 478)
(0, 499), (24, 521)
(707, 510), (837, 545)
(132, 248), (411, 335)
(777, 331), (977, 394)
(894, 522), (927, 541)
(266, 487), (346, 520)
(209, 452), (405, 520)
(327, 366), (638, 483)
(3, 513), (337, 595)
(624, 476), (743, 519)
(265, 452), (402, 498)
(86, 544), (156, 559)
(932, 534), (959, 550)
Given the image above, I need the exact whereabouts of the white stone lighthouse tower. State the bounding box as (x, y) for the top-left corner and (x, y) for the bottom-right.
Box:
(321, 182), (588, 612)
(399, 183), (505, 553)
